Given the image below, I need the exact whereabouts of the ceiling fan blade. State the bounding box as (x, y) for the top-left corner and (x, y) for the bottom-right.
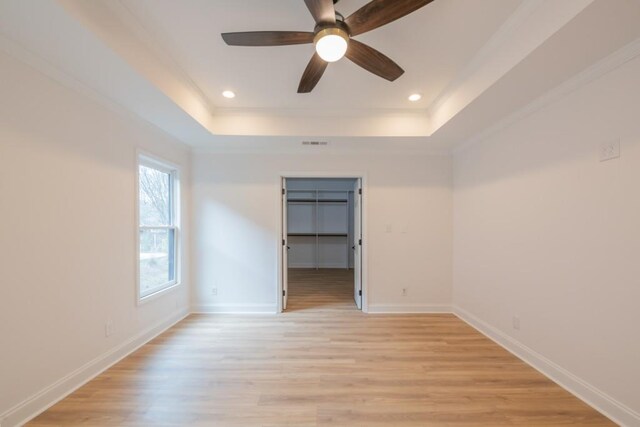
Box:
(298, 53), (328, 93)
(304, 0), (336, 24)
(222, 31), (314, 46)
(346, 39), (404, 81)
(345, 0), (435, 37)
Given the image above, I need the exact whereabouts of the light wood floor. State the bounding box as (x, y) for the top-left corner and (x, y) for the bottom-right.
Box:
(29, 269), (613, 426)
(287, 268), (356, 312)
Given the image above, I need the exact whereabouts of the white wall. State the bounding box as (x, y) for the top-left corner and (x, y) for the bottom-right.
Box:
(0, 51), (191, 425)
(192, 151), (452, 313)
(453, 54), (640, 424)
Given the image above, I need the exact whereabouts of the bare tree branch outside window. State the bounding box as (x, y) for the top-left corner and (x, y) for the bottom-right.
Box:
(139, 165), (170, 226)
(138, 164), (175, 294)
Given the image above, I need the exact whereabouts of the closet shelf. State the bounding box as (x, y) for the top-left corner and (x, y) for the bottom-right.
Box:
(286, 186), (353, 270)
(288, 233), (348, 237)
(288, 199), (348, 203)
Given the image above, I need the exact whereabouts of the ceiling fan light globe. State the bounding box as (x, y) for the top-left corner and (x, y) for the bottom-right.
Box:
(314, 28), (349, 62)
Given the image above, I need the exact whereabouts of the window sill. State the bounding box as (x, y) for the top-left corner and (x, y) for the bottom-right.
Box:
(137, 281), (182, 306)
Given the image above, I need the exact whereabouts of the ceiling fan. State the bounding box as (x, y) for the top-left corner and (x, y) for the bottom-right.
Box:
(221, 0), (435, 93)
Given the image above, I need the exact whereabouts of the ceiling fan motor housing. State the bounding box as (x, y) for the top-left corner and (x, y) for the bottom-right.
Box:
(314, 18), (349, 37)
(313, 27), (349, 45)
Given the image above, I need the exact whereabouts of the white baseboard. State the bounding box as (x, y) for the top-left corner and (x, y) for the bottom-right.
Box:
(6, 305), (634, 426)
(0, 309), (189, 427)
(191, 304), (277, 314)
(453, 305), (639, 427)
(367, 304), (452, 314)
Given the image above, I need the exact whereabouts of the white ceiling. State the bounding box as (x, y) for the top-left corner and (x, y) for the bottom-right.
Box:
(428, 0), (640, 150)
(1, 0), (640, 151)
(117, 0), (522, 110)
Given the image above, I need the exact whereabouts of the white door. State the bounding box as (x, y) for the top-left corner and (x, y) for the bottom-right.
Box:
(353, 179), (362, 309)
(282, 179), (289, 310)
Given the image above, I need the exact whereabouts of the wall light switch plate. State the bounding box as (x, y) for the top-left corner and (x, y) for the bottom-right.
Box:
(105, 320), (113, 337)
(600, 139), (620, 162)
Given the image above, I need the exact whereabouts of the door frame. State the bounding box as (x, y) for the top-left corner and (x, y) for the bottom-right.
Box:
(277, 172), (368, 313)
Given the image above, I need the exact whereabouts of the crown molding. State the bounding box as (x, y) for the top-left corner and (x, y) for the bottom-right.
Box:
(427, 0), (595, 135)
(111, 0), (217, 116)
(428, 0), (543, 114)
(453, 36), (640, 155)
(0, 32), (191, 149)
(189, 143), (452, 157)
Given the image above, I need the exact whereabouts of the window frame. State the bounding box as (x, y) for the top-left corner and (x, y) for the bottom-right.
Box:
(136, 152), (181, 304)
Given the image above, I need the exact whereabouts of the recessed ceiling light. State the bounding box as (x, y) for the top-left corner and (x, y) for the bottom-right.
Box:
(222, 90), (236, 99)
(408, 93), (422, 102)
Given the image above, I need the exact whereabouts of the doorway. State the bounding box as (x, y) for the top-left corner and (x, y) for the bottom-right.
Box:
(281, 177), (363, 312)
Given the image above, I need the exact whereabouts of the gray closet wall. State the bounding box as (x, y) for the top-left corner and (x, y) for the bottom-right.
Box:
(286, 178), (356, 269)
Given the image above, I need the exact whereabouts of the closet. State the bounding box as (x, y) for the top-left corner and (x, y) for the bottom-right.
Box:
(286, 179), (355, 269)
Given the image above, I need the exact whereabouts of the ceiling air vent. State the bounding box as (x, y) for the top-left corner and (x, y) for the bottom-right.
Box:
(302, 141), (328, 146)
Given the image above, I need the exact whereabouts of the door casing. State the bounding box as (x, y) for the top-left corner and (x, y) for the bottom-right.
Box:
(277, 172), (368, 313)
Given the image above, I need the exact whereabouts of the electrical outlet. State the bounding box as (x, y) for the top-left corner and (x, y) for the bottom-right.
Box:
(512, 316), (520, 331)
(211, 288), (218, 296)
(105, 320), (113, 337)
(402, 288), (408, 297)
(599, 139), (620, 162)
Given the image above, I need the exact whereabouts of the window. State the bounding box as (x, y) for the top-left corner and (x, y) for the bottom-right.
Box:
(137, 155), (179, 300)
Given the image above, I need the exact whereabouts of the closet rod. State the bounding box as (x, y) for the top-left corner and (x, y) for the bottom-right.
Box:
(287, 189), (354, 193)
(287, 199), (347, 203)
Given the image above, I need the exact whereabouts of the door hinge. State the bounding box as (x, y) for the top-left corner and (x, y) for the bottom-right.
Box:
(282, 188), (286, 195)
(283, 290), (286, 296)
(359, 239), (362, 246)
(358, 290), (362, 296)
(358, 188), (362, 195)
(282, 239), (286, 246)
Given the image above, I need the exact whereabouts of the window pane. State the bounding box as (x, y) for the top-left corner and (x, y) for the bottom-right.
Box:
(139, 164), (171, 226)
(139, 228), (176, 297)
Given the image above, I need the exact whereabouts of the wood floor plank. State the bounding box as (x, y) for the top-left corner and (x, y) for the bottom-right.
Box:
(28, 269), (614, 426)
